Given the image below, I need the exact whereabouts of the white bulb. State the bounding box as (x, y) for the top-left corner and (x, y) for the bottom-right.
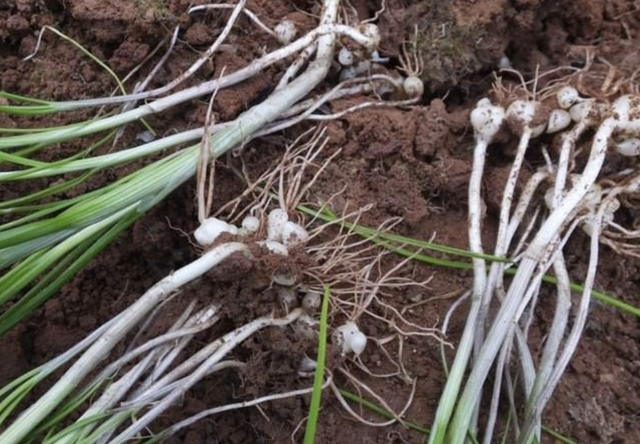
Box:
(282, 221), (309, 247)
(477, 98), (492, 108)
(302, 292), (321, 312)
(336, 321), (367, 356)
(370, 50), (388, 63)
(274, 273), (295, 286)
(506, 100), (538, 125)
(544, 187), (554, 210)
(277, 286), (297, 305)
(603, 198), (620, 224)
(260, 240), (288, 256)
(581, 197), (617, 235)
(581, 218), (596, 236)
(403, 76), (424, 98)
(194, 218), (238, 246)
(267, 208), (289, 242)
(470, 102), (505, 140)
(338, 47), (355, 66)
(616, 138), (640, 156)
(557, 86), (579, 109)
(358, 23), (380, 50)
(544, 187), (567, 210)
(298, 355), (317, 373)
(241, 216), (260, 232)
(339, 66), (356, 82)
(546, 109), (572, 133)
(569, 101), (592, 122)
(136, 131), (155, 143)
(574, 178), (602, 211)
(612, 95), (633, 122)
(498, 55), (512, 69)
(350, 331), (367, 355)
(274, 19), (296, 45)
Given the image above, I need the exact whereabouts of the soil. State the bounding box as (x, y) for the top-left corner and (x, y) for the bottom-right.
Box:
(1, 0), (640, 443)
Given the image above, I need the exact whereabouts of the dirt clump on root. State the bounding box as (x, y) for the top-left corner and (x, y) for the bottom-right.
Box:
(1, 0), (640, 443)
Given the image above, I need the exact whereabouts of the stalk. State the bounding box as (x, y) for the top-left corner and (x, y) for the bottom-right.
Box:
(0, 243), (248, 444)
(108, 309), (303, 444)
(0, 24), (369, 126)
(427, 136), (489, 444)
(447, 116), (616, 444)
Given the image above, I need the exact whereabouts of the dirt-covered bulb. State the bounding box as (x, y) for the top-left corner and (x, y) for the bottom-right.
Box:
(194, 218), (238, 246)
(275, 19), (297, 45)
(403, 76), (424, 98)
(336, 321), (367, 355)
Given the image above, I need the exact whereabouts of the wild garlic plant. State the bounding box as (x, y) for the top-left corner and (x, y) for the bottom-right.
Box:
(428, 71), (640, 444)
(0, 216), (307, 444)
(0, 0), (428, 440)
(0, 0), (424, 335)
(214, 127), (439, 429)
(0, 126), (440, 443)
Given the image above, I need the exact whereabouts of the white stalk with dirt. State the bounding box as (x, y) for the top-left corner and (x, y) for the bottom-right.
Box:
(428, 75), (640, 443)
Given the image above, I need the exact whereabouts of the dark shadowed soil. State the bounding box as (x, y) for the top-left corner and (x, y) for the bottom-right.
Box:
(1, 0), (639, 443)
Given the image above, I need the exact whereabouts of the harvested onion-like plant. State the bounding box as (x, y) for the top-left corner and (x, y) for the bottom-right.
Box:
(0, 0), (424, 335)
(0, 0), (435, 442)
(428, 70), (640, 444)
(0, 126), (441, 443)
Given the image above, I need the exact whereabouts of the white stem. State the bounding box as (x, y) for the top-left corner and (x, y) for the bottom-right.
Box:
(449, 116), (616, 444)
(519, 214), (601, 443)
(0, 242), (248, 444)
(276, 43), (318, 90)
(469, 138), (489, 301)
(482, 337), (509, 444)
(427, 138), (488, 444)
(474, 127), (532, 435)
(553, 120), (589, 207)
(506, 171), (547, 247)
(109, 309), (303, 444)
(0, 21), (370, 149)
(478, 127), (531, 309)
(52, 306), (205, 444)
(38, 310), (126, 375)
(519, 253), (571, 444)
(521, 185), (608, 441)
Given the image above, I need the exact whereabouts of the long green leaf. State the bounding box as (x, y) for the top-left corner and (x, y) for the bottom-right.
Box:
(0, 172), (93, 211)
(0, 206), (133, 305)
(303, 285), (330, 444)
(299, 206), (640, 319)
(0, 210), (141, 335)
(0, 374), (42, 427)
(0, 150), (47, 167)
(298, 205), (506, 263)
(0, 91), (54, 105)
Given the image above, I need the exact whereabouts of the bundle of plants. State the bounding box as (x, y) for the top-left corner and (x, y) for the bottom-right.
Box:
(427, 64), (640, 444)
(0, 0), (424, 335)
(0, 1), (433, 441)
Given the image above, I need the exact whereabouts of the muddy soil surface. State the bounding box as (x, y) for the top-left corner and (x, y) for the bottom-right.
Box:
(1, 0), (639, 443)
